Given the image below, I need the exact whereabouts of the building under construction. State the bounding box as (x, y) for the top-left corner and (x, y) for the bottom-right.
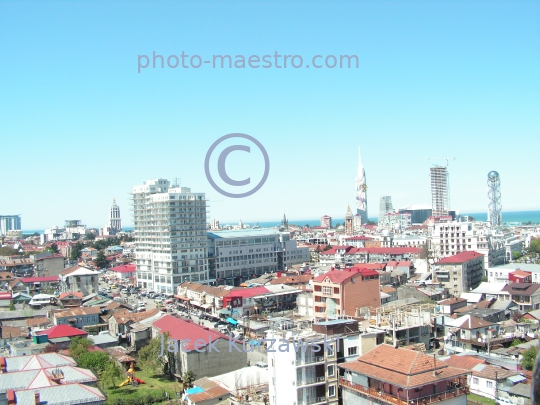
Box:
(430, 166), (449, 217)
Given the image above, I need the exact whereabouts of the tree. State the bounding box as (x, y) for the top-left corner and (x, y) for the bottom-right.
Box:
(510, 338), (522, 347)
(529, 239), (540, 254)
(43, 344), (59, 353)
(100, 361), (123, 388)
(521, 346), (538, 370)
(48, 243), (60, 254)
(0, 246), (19, 256)
(84, 232), (96, 241)
(182, 370), (196, 389)
(70, 241), (84, 261)
(8, 301), (15, 311)
(69, 336), (93, 359)
(512, 251), (524, 261)
(323, 245), (332, 252)
(77, 351), (110, 375)
(138, 335), (164, 376)
(512, 311), (523, 322)
(94, 250), (108, 269)
(334, 223), (341, 228)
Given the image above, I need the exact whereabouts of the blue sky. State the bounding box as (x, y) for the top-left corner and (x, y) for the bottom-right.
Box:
(1, 1), (539, 229)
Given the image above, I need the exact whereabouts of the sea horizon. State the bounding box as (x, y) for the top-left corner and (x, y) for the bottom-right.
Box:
(21, 209), (540, 234)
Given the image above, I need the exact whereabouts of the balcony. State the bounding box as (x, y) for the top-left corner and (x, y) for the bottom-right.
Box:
(299, 396), (326, 405)
(296, 356), (324, 366)
(340, 378), (468, 405)
(298, 376), (326, 387)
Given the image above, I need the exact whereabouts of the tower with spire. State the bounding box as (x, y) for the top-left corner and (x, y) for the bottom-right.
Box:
(280, 213), (288, 230)
(108, 198), (122, 234)
(345, 204), (353, 235)
(355, 146), (368, 224)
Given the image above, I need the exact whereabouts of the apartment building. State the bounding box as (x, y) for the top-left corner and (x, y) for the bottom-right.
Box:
(59, 265), (99, 296)
(502, 283), (540, 312)
(267, 319), (379, 405)
(313, 267), (380, 321)
(133, 178), (209, 293)
(340, 344), (470, 405)
(432, 251), (484, 297)
(207, 228), (309, 286)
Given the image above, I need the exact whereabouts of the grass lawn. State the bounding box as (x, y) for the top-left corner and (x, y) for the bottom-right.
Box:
(103, 372), (183, 404)
(468, 393), (496, 405)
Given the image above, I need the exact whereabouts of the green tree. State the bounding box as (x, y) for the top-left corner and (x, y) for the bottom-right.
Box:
(334, 223), (341, 228)
(69, 336), (93, 359)
(77, 351), (110, 375)
(84, 232), (96, 241)
(138, 335), (164, 377)
(510, 338), (522, 347)
(0, 246), (19, 256)
(529, 239), (540, 254)
(47, 243), (60, 254)
(513, 251), (523, 260)
(70, 241), (84, 261)
(521, 346), (538, 370)
(323, 245), (332, 251)
(182, 370), (196, 389)
(100, 361), (123, 388)
(94, 250), (108, 269)
(8, 301), (15, 311)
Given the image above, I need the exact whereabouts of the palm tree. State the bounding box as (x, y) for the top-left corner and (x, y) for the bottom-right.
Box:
(182, 370), (196, 389)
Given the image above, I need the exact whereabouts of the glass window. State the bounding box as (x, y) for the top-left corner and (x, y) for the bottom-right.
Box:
(327, 365), (335, 377)
(328, 385), (336, 397)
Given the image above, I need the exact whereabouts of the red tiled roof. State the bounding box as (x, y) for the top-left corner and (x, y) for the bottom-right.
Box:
(19, 276), (59, 283)
(153, 315), (230, 351)
(434, 251), (483, 264)
(110, 264), (136, 273)
(510, 270), (532, 278)
(227, 286), (269, 298)
(339, 344), (470, 388)
(58, 292), (83, 300)
(313, 267), (379, 284)
(0, 291), (12, 300)
(352, 263), (387, 270)
(442, 355), (486, 370)
(37, 324), (88, 339)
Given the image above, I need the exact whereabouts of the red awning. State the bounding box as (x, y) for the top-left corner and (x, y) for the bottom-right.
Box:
(174, 295), (190, 301)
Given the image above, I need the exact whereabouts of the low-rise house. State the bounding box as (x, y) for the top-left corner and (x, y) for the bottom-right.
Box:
(1, 326), (28, 348)
(106, 346), (135, 370)
(0, 292), (12, 308)
(184, 377), (231, 405)
(502, 283), (540, 312)
(36, 324), (88, 342)
(0, 353), (77, 372)
(444, 315), (503, 354)
(340, 344), (471, 405)
(108, 308), (160, 337)
(58, 292), (83, 307)
(109, 263), (135, 279)
(176, 282), (231, 316)
(80, 248), (98, 258)
(17, 276), (60, 294)
(59, 265), (99, 297)
(8, 383), (105, 405)
(152, 315), (247, 379)
(438, 297), (468, 315)
(52, 307), (102, 330)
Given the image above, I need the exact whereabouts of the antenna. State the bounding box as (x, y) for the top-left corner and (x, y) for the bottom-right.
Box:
(174, 178), (180, 187)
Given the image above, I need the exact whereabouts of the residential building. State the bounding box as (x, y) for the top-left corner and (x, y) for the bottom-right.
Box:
(0, 215), (21, 236)
(444, 315), (501, 354)
(378, 196), (393, 223)
(59, 265), (99, 296)
(108, 308), (160, 337)
(207, 228), (309, 286)
(313, 267), (380, 320)
(378, 212), (412, 232)
(41, 220), (87, 243)
(438, 298), (468, 315)
(33, 252), (65, 276)
(320, 215), (332, 229)
(133, 178), (209, 292)
(398, 205), (433, 225)
(487, 263), (540, 284)
(152, 315), (247, 378)
(430, 166), (449, 217)
(433, 251), (484, 297)
(57, 292), (83, 307)
(109, 263), (136, 279)
(502, 283), (540, 312)
(268, 318), (379, 405)
(221, 285), (300, 317)
(340, 344), (470, 405)
(175, 281), (230, 315)
(52, 307), (102, 329)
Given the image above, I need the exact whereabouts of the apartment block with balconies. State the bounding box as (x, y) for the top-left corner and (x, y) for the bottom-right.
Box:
(433, 251), (484, 297)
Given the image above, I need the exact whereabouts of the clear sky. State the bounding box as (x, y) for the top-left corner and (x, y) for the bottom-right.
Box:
(1, 1), (539, 229)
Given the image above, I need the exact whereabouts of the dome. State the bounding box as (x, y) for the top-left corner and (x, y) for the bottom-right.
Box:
(488, 171), (499, 180)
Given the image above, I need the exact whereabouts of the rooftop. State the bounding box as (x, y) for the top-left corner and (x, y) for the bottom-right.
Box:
(434, 251), (484, 265)
(208, 228), (280, 238)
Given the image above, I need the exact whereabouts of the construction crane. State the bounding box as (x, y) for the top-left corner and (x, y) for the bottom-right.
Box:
(420, 157), (456, 167)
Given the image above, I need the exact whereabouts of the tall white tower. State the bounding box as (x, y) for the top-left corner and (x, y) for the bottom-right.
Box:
(487, 171), (502, 227)
(109, 198), (122, 234)
(356, 147), (368, 224)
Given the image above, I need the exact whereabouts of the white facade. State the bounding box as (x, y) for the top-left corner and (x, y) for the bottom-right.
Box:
(133, 178), (209, 293)
(378, 212), (412, 232)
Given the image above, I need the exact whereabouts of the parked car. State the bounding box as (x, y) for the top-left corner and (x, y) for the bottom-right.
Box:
(154, 298), (163, 303)
(136, 307), (146, 313)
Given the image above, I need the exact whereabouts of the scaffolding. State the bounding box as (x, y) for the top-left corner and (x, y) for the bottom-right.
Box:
(430, 166), (449, 217)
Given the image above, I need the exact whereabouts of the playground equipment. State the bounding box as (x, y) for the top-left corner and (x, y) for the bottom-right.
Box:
(119, 362), (146, 387)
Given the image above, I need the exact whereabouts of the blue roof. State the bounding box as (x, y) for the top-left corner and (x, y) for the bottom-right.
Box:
(226, 317), (238, 325)
(208, 228), (280, 239)
(186, 386), (204, 395)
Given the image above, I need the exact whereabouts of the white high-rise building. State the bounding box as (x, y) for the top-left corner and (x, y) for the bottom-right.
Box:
(355, 147), (368, 224)
(0, 215), (21, 236)
(132, 178), (209, 293)
(109, 199), (122, 233)
(378, 196), (393, 223)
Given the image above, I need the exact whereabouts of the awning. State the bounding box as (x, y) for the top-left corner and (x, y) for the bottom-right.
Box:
(174, 295), (190, 301)
(190, 300), (202, 306)
(226, 317), (238, 325)
(219, 309), (232, 316)
(201, 304), (212, 309)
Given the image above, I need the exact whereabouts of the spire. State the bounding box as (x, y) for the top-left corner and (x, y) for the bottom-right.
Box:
(346, 204), (353, 217)
(113, 198), (116, 204)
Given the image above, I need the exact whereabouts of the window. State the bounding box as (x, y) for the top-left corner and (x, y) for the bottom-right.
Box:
(328, 385), (336, 397)
(323, 286), (332, 295)
(486, 381), (493, 388)
(327, 344), (335, 357)
(327, 365), (335, 377)
(347, 346), (358, 356)
(472, 377), (479, 385)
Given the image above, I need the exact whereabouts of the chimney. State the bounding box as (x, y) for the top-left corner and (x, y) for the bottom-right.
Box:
(34, 391), (40, 405)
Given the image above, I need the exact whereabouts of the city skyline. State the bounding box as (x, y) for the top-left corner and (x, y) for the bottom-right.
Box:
(1, 2), (539, 229)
